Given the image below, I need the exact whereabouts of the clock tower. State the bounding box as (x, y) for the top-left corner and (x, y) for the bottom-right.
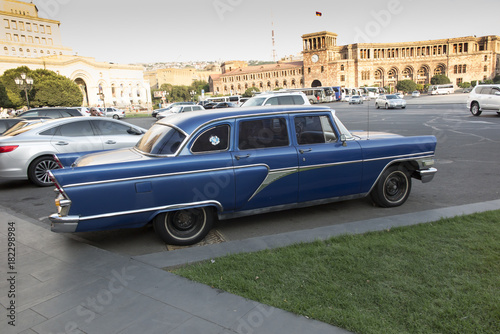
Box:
(302, 31), (338, 87)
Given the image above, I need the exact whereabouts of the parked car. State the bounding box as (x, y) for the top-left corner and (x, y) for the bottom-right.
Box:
(0, 118), (25, 134)
(375, 94), (407, 109)
(241, 92), (310, 107)
(0, 117), (146, 186)
(103, 107), (126, 119)
(17, 107), (83, 119)
(349, 95), (363, 104)
(466, 84), (500, 116)
(49, 105), (437, 245)
(395, 92), (405, 99)
(156, 105), (205, 119)
(463, 87), (473, 93)
(152, 102), (196, 118)
(214, 102), (238, 108)
(202, 103), (219, 110)
(411, 91), (421, 97)
(69, 107), (90, 116)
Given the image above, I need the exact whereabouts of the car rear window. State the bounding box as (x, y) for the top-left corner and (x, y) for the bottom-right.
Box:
(135, 123), (186, 155)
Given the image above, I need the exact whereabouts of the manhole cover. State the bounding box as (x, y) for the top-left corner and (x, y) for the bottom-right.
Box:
(166, 229), (226, 251)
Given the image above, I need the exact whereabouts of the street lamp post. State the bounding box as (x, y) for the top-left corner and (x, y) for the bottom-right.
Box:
(190, 90), (195, 102)
(15, 73), (34, 110)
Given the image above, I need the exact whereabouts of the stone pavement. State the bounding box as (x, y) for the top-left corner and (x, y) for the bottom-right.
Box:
(1, 199), (500, 334)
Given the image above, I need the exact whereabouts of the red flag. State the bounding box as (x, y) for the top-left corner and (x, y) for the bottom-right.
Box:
(316, 11), (322, 16)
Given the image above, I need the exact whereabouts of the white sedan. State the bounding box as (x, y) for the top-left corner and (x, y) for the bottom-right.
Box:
(0, 117), (145, 186)
(375, 94), (407, 109)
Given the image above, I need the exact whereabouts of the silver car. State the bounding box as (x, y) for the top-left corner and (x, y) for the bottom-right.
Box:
(466, 84), (500, 116)
(156, 105), (205, 120)
(375, 94), (407, 109)
(0, 117), (146, 186)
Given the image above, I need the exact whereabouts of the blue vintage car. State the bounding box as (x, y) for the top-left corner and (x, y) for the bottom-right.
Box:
(49, 105), (437, 245)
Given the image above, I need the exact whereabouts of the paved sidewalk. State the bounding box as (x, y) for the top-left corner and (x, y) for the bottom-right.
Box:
(1, 199), (500, 334)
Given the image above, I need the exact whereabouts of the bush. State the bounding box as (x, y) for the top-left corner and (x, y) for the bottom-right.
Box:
(430, 74), (451, 85)
(396, 80), (417, 93)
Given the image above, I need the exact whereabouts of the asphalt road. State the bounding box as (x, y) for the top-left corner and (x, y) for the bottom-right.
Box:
(2, 94), (499, 256)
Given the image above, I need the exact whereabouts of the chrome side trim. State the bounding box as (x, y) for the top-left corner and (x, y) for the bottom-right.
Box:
(219, 193), (368, 220)
(248, 167), (298, 201)
(363, 151), (435, 163)
(77, 200), (223, 221)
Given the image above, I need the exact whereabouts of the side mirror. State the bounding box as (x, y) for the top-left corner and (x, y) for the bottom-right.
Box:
(340, 134), (347, 147)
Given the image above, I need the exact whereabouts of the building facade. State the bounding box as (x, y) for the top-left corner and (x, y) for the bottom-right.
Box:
(0, 0), (151, 108)
(145, 67), (221, 90)
(211, 31), (500, 93)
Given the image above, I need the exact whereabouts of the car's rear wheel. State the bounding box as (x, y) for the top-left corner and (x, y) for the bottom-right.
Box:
(28, 156), (60, 187)
(470, 102), (481, 116)
(153, 207), (214, 245)
(370, 165), (411, 207)
(112, 114), (119, 119)
(385, 103), (389, 109)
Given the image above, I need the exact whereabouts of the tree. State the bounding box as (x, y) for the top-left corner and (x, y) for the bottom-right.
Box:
(494, 75), (500, 84)
(243, 87), (259, 97)
(0, 67), (82, 108)
(430, 74), (451, 85)
(396, 80), (417, 93)
(30, 69), (83, 107)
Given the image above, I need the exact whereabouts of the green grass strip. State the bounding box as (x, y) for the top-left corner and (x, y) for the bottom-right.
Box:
(175, 211), (500, 334)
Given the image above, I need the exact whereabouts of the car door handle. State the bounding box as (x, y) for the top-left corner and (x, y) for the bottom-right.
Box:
(299, 148), (312, 154)
(105, 140), (117, 145)
(235, 154), (251, 160)
(55, 141), (69, 146)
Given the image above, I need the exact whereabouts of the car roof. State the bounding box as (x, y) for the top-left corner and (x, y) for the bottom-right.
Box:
(157, 105), (333, 134)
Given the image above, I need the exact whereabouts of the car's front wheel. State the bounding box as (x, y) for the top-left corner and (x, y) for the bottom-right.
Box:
(153, 207), (214, 245)
(375, 103), (379, 109)
(370, 165), (411, 207)
(385, 103), (389, 109)
(470, 102), (482, 116)
(28, 156), (60, 187)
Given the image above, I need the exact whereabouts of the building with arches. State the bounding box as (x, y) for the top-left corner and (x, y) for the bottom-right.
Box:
(0, 0), (151, 108)
(211, 31), (500, 93)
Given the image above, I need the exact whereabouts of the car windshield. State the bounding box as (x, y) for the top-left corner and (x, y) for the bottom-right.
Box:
(386, 95), (398, 99)
(135, 123), (186, 155)
(241, 97), (266, 107)
(170, 106), (183, 113)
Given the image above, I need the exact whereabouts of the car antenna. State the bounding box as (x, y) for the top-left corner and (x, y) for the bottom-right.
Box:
(367, 98), (370, 140)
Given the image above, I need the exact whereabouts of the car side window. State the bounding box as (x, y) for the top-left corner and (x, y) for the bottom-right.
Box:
(191, 125), (230, 153)
(295, 115), (337, 145)
(292, 96), (305, 104)
(92, 120), (133, 135)
(491, 87), (500, 95)
(264, 97), (279, 105)
(54, 120), (94, 137)
(238, 117), (289, 150)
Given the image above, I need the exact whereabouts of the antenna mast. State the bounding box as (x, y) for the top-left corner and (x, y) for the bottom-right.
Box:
(271, 12), (276, 62)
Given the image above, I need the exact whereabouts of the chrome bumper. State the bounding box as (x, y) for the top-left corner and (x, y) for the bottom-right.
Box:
(415, 167), (437, 183)
(49, 214), (80, 233)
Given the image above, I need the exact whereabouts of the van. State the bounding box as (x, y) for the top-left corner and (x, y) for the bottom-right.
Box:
(241, 92), (310, 107)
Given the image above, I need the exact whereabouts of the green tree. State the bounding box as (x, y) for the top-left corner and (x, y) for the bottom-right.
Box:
(430, 74), (451, 85)
(30, 69), (82, 107)
(0, 67), (82, 108)
(243, 87), (259, 97)
(396, 80), (417, 93)
(416, 84), (424, 92)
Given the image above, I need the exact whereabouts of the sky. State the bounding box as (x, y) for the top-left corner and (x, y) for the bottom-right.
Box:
(32, 0), (500, 65)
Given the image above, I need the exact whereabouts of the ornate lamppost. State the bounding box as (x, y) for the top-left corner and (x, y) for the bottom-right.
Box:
(190, 90), (196, 102)
(14, 73), (34, 109)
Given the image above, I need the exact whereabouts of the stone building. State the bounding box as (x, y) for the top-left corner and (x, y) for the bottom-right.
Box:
(211, 31), (500, 93)
(145, 67), (221, 89)
(0, 0), (151, 108)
